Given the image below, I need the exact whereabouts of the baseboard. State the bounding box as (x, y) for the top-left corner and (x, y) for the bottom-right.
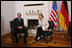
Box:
(1, 32), (11, 37)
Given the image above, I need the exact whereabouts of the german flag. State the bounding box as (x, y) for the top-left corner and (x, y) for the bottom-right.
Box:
(59, 1), (69, 31)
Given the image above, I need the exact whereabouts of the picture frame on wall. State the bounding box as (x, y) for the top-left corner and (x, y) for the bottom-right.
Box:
(25, 9), (41, 14)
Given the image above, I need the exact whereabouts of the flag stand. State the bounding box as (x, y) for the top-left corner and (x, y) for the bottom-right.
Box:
(61, 30), (64, 38)
(62, 32), (64, 38)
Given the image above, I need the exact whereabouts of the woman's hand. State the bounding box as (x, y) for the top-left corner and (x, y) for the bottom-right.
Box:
(35, 27), (38, 30)
(45, 28), (48, 31)
(35, 27), (37, 30)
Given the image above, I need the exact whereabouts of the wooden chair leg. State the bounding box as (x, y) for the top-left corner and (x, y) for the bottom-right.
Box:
(51, 33), (53, 41)
(11, 35), (16, 42)
(45, 36), (50, 44)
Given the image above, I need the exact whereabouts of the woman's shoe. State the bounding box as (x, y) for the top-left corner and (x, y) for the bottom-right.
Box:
(33, 40), (36, 44)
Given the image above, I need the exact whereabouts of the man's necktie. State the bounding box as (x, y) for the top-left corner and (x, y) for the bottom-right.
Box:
(19, 18), (21, 21)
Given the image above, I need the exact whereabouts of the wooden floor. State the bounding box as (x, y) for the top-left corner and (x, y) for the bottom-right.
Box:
(1, 32), (71, 47)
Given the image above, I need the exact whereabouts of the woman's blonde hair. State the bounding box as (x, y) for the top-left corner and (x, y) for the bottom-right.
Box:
(38, 13), (44, 18)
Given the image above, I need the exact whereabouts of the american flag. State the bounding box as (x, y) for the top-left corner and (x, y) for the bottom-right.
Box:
(49, 1), (58, 30)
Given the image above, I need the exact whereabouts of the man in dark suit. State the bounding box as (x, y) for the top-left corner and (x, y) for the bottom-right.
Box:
(13, 13), (28, 44)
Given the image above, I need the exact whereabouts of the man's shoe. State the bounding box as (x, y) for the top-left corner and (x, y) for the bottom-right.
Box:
(15, 41), (18, 44)
(24, 41), (27, 44)
(23, 40), (27, 44)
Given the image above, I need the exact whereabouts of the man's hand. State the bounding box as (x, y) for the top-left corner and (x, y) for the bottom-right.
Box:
(18, 26), (23, 29)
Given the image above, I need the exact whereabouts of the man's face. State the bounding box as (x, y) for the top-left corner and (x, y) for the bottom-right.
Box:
(17, 13), (21, 18)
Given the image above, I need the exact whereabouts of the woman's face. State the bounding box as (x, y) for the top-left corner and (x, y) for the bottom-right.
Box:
(38, 14), (42, 19)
